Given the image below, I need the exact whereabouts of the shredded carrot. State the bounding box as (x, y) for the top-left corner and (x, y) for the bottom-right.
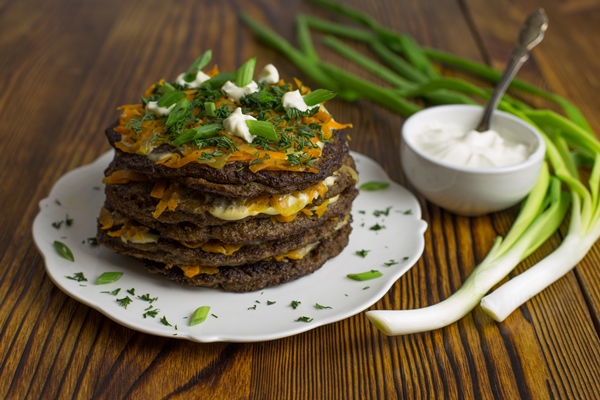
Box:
(102, 170), (148, 185)
(179, 265), (219, 277)
(98, 207), (114, 230)
(150, 179), (168, 199)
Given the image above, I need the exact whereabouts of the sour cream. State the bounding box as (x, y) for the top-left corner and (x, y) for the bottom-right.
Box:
(175, 71), (211, 88)
(221, 80), (259, 102)
(282, 90), (318, 112)
(223, 107), (256, 143)
(258, 64), (279, 84)
(145, 101), (174, 117)
(412, 123), (530, 168)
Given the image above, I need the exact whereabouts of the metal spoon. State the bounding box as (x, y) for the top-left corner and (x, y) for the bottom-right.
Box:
(475, 9), (549, 132)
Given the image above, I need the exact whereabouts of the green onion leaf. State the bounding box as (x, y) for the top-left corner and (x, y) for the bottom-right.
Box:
(204, 102), (216, 117)
(53, 240), (74, 262)
(189, 306), (211, 326)
(96, 272), (124, 285)
(202, 71), (236, 88)
(172, 124), (223, 146)
(157, 90), (186, 108)
(359, 181), (389, 191)
(303, 88), (337, 106)
(236, 57), (257, 87)
(347, 270), (383, 281)
(165, 99), (190, 126)
(183, 50), (212, 82)
(157, 82), (176, 94)
(246, 120), (278, 141)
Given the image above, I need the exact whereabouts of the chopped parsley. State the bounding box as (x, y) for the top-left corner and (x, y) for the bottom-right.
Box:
(296, 316), (314, 323)
(267, 300), (276, 305)
(384, 260), (399, 267)
(370, 223), (385, 231)
(355, 249), (370, 258)
(143, 308), (159, 319)
(127, 288), (136, 295)
(66, 272), (87, 282)
(116, 296), (133, 309)
(138, 293), (158, 303)
(315, 303), (332, 310)
(248, 305), (257, 310)
(291, 300), (301, 309)
(160, 316), (172, 326)
(373, 206), (392, 217)
(101, 288), (121, 296)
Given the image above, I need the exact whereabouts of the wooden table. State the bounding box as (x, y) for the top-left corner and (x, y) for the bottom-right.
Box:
(2, 0), (600, 398)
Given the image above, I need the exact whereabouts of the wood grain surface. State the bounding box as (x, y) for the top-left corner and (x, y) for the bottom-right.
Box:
(2, 0), (600, 398)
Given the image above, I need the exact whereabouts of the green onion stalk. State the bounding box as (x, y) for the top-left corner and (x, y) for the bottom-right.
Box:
(240, 0), (600, 334)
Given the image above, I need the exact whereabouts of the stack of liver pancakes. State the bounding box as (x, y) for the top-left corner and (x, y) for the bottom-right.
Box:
(97, 52), (358, 292)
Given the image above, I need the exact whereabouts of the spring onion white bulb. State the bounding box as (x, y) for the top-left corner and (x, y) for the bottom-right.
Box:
(481, 153), (600, 321)
(367, 166), (570, 335)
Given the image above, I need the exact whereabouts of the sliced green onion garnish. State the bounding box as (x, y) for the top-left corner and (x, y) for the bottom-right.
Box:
(172, 124), (222, 146)
(359, 181), (389, 191)
(202, 71), (236, 88)
(204, 102), (216, 117)
(347, 270), (383, 281)
(96, 272), (124, 285)
(190, 306), (211, 326)
(183, 49), (212, 82)
(157, 90), (186, 108)
(303, 88), (336, 106)
(165, 99), (190, 126)
(246, 120), (277, 141)
(236, 57), (257, 87)
(53, 240), (74, 262)
(157, 82), (176, 94)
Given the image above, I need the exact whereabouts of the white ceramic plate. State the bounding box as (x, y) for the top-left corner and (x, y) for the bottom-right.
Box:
(33, 151), (427, 342)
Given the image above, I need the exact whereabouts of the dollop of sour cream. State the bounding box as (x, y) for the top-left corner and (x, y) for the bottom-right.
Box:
(175, 71), (211, 88)
(282, 90), (318, 112)
(223, 107), (256, 143)
(412, 123), (530, 168)
(221, 80), (259, 102)
(257, 64), (280, 84)
(145, 101), (174, 117)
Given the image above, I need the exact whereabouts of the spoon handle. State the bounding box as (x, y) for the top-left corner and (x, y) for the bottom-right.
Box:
(475, 9), (549, 132)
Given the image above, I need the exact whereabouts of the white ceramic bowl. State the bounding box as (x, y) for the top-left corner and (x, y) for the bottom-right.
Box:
(400, 105), (546, 216)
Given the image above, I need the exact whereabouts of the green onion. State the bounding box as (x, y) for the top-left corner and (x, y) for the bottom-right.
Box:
(183, 49), (212, 82)
(235, 57), (256, 87)
(157, 90), (186, 108)
(201, 71), (236, 88)
(157, 82), (176, 94)
(240, 13), (360, 102)
(165, 99), (190, 126)
(303, 89), (336, 106)
(296, 15), (319, 62)
(189, 306), (211, 326)
(96, 272), (124, 285)
(204, 102), (216, 117)
(323, 36), (414, 89)
(53, 240), (74, 262)
(303, 15), (375, 42)
(245, 120), (278, 141)
(318, 62), (421, 116)
(172, 124), (222, 146)
(367, 169), (570, 335)
(359, 181), (389, 191)
(347, 270), (383, 281)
